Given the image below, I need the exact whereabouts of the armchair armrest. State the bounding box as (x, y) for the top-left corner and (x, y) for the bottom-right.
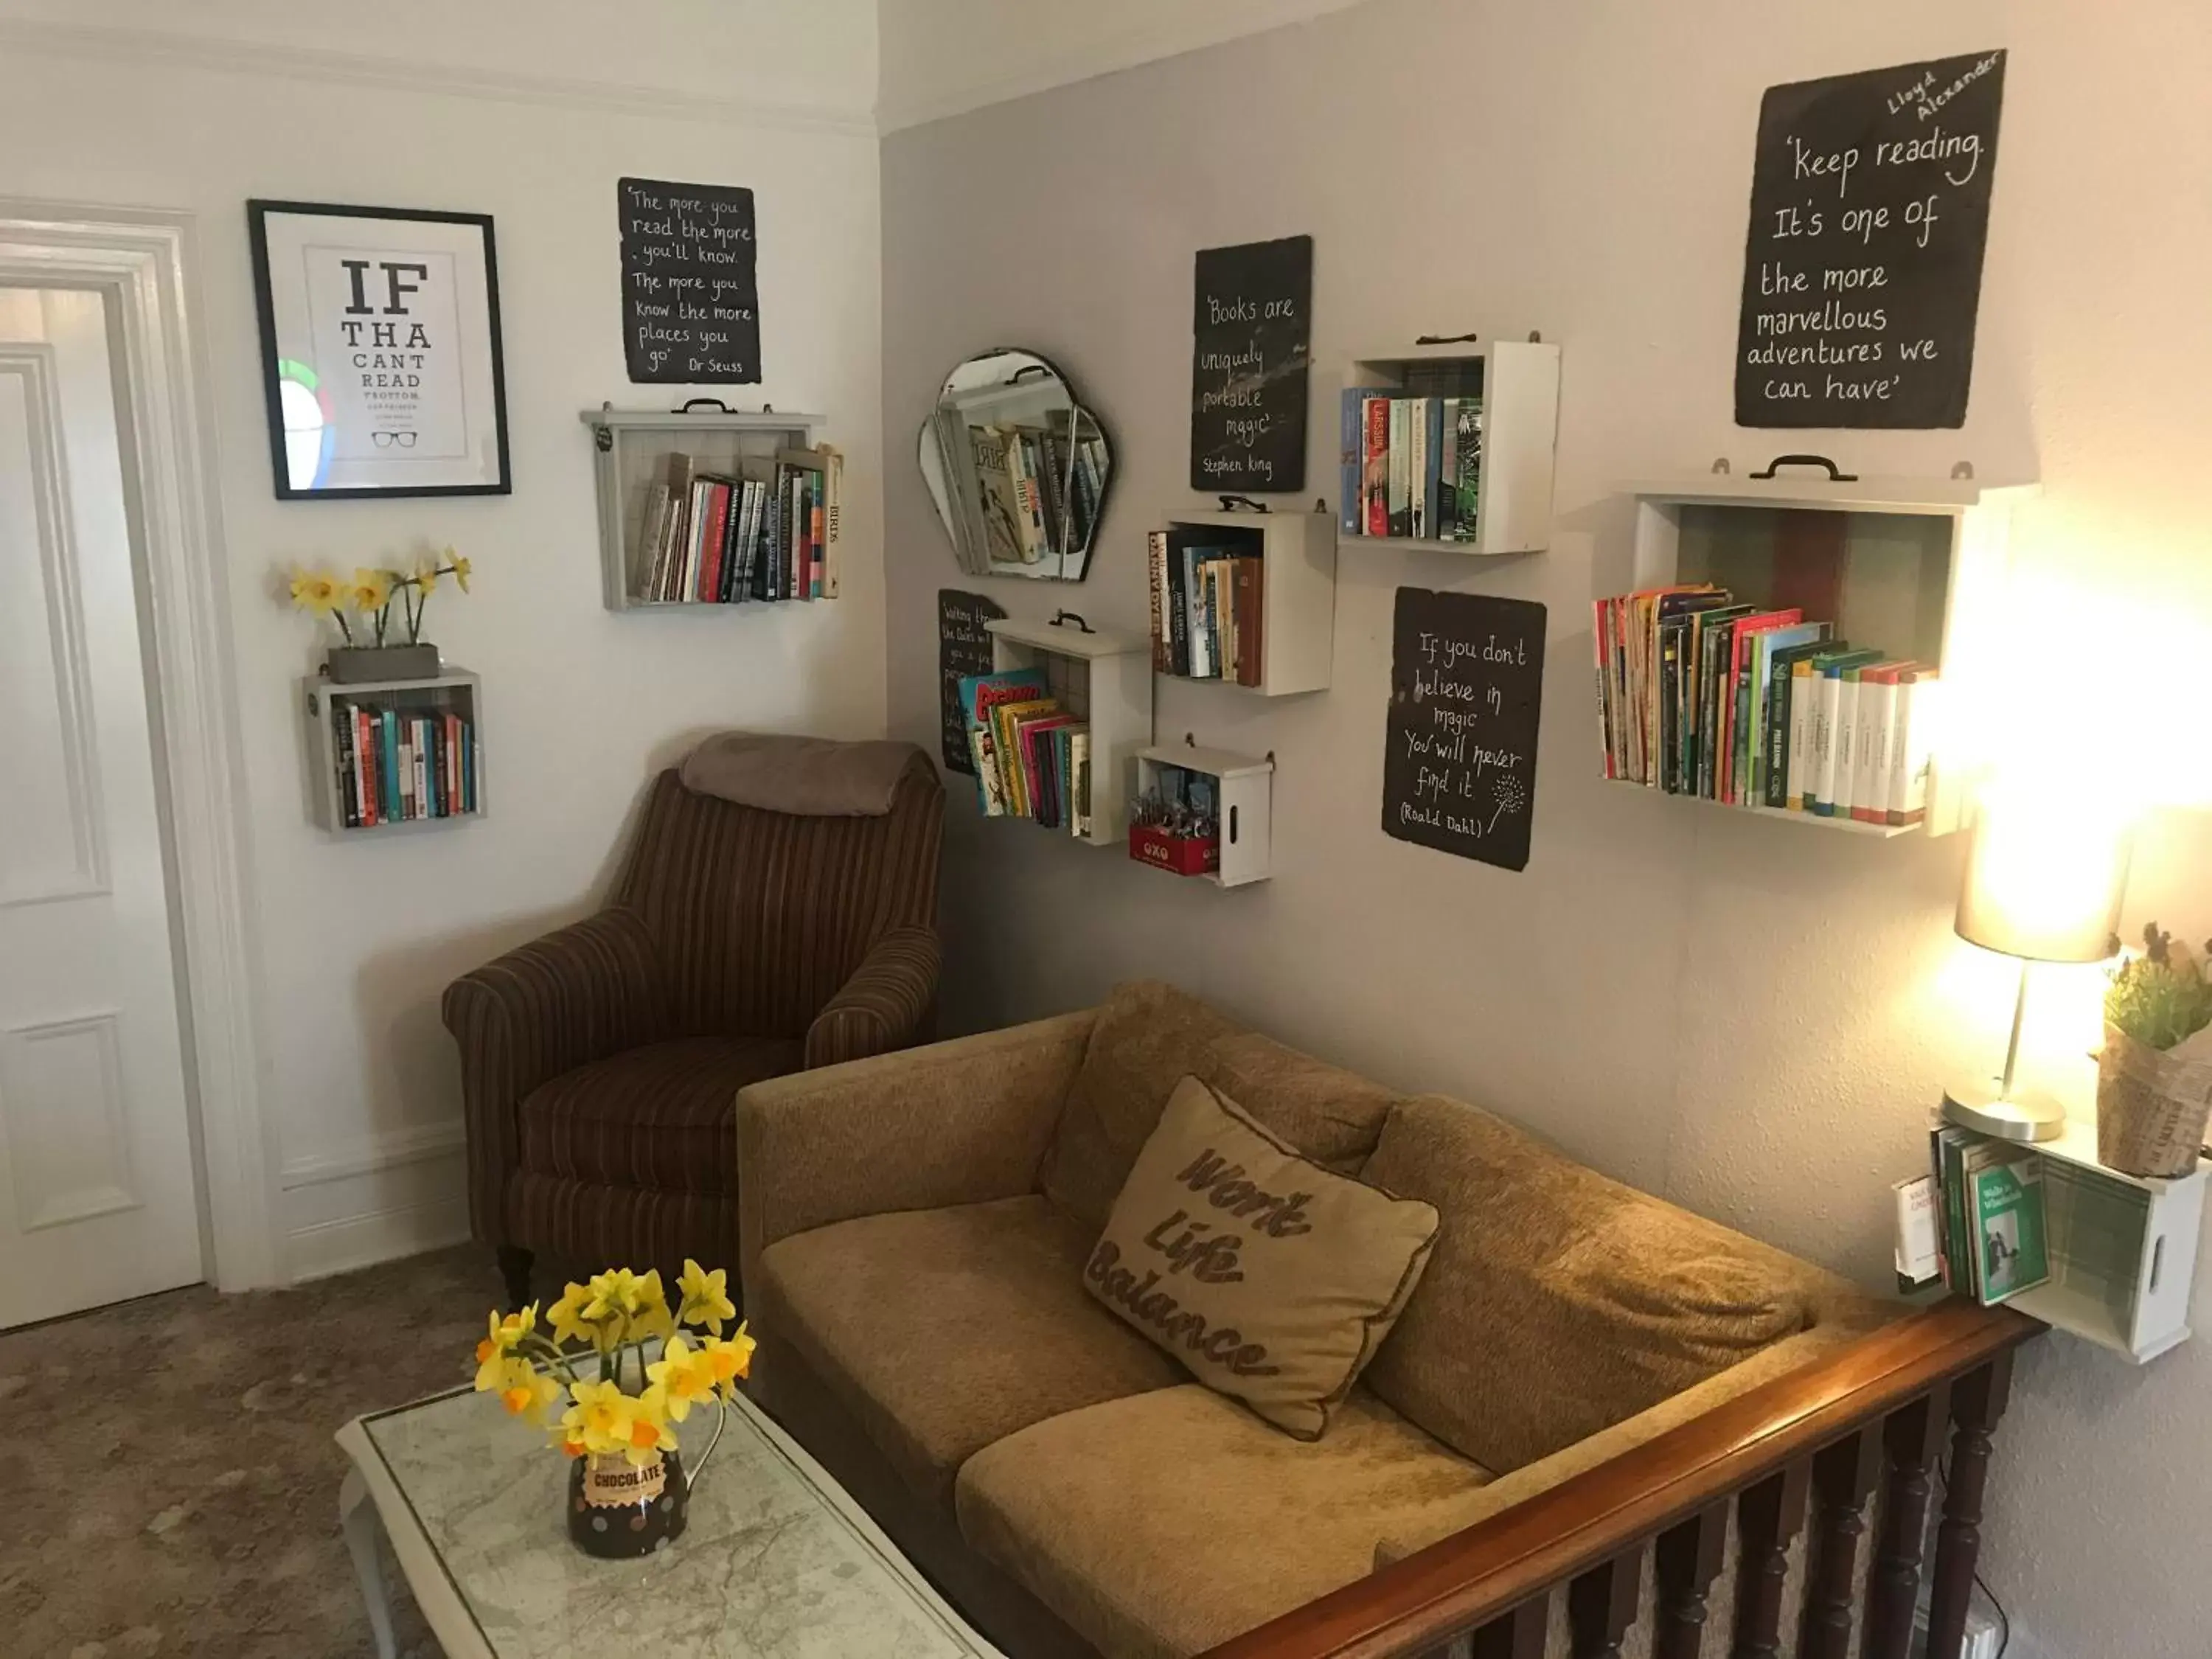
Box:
(441, 905), (669, 1243)
(804, 925), (942, 1068)
(738, 1009), (1096, 1300)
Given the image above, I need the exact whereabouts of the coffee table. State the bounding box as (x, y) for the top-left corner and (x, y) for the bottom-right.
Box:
(336, 1380), (1004, 1658)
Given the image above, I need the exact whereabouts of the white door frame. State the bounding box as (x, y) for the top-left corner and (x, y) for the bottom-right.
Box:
(0, 200), (279, 1290)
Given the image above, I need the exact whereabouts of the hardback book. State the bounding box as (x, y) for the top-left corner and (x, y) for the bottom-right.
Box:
(696, 479), (731, 602)
(1963, 1144), (2051, 1305)
(1450, 400), (1484, 542)
(969, 428), (1026, 568)
(1363, 397), (1391, 536)
(1385, 400), (1412, 538)
(1761, 636), (1837, 807)
(1780, 645), (1851, 810)
(635, 481), (672, 601)
(1001, 427), (1045, 563)
(1232, 557), (1263, 687)
(778, 446), (840, 599)
(1723, 611), (1804, 804)
(1165, 537), (1192, 674)
(1407, 397), (1430, 540)
(1341, 389), (1382, 535)
(1419, 397), (1446, 542)
(1808, 650), (1880, 815)
(1147, 532), (1170, 672)
(1741, 621), (1824, 804)
(1851, 664), (1909, 824)
(1068, 729), (1093, 838)
(1888, 670), (1940, 827)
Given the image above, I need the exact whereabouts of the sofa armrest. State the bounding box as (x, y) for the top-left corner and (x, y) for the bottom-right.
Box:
(441, 905), (669, 1244)
(738, 1008), (1096, 1300)
(804, 925), (941, 1068)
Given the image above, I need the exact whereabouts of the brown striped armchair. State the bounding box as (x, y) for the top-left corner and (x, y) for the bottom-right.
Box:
(444, 738), (944, 1308)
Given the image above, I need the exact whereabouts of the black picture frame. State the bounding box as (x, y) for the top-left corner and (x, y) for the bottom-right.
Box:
(247, 199), (512, 500)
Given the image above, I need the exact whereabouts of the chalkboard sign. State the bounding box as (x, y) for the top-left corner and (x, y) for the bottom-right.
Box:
(619, 177), (762, 383)
(1189, 235), (1312, 493)
(1382, 588), (1545, 872)
(938, 588), (1006, 774)
(1735, 51), (2006, 429)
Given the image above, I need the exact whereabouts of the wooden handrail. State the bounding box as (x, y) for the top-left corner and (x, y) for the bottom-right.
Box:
(1200, 1301), (2041, 1659)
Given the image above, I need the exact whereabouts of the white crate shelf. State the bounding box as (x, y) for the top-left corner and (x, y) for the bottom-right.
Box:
(1134, 743), (1275, 888)
(1338, 339), (1562, 558)
(302, 669), (482, 835)
(987, 613), (1153, 849)
(1152, 504), (1336, 697)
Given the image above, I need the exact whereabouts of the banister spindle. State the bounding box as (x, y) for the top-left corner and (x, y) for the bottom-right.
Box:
(1799, 1427), (1883, 1659)
(1731, 1461), (1811, 1659)
(1469, 1596), (1546, 1659)
(1568, 1548), (1641, 1659)
(1654, 1501), (1728, 1659)
(1864, 1386), (1952, 1659)
(1927, 1355), (2014, 1659)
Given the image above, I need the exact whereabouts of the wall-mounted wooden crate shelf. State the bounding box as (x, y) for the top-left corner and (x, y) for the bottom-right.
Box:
(1947, 1116), (2204, 1363)
(1150, 504), (1335, 696)
(1133, 744), (1274, 888)
(303, 669), (482, 835)
(580, 404), (832, 611)
(987, 614), (1153, 849)
(1338, 340), (1562, 557)
(1610, 464), (2036, 838)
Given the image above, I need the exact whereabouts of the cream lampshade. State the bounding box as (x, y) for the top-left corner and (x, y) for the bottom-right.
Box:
(1944, 797), (2133, 1141)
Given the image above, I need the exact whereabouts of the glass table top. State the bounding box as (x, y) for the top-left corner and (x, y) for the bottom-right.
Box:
(359, 1381), (998, 1658)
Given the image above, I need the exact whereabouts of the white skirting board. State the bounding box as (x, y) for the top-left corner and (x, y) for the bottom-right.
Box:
(281, 1129), (470, 1282)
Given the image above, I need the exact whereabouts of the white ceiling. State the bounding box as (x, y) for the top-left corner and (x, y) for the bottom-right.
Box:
(874, 0), (1371, 131)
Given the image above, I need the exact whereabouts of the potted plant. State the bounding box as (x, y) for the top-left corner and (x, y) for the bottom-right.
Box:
(2099, 923), (2212, 1177)
(289, 547), (473, 684)
(470, 1259), (753, 1559)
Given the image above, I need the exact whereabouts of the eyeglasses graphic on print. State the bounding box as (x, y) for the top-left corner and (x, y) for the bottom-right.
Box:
(370, 430), (420, 448)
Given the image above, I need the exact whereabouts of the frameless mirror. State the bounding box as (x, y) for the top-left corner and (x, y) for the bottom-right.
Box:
(919, 349), (1113, 582)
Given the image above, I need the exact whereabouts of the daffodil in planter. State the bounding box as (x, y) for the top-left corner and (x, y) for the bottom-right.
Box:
(472, 1259), (754, 1559)
(288, 546), (474, 684)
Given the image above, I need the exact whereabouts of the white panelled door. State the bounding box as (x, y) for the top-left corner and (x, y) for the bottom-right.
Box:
(0, 286), (203, 1327)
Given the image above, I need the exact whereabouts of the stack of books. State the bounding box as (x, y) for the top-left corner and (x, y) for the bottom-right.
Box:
(1929, 1127), (2051, 1306)
(1591, 584), (1938, 827)
(1338, 391), (1484, 541)
(1147, 532), (1264, 685)
(933, 411), (1106, 575)
(633, 446), (841, 605)
(332, 699), (477, 827)
(956, 668), (1092, 835)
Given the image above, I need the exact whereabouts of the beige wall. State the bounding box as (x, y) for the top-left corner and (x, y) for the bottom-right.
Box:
(880, 4), (2212, 1655)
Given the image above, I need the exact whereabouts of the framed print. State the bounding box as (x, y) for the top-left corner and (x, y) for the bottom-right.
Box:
(248, 200), (510, 498)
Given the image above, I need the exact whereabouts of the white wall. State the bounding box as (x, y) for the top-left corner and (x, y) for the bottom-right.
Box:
(874, 0), (1369, 131)
(879, 4), (2212, 1655)
(0, 0), (886, 1279)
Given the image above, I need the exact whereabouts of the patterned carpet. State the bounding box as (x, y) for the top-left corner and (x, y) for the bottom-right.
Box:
(0, 1246), (501, 1659)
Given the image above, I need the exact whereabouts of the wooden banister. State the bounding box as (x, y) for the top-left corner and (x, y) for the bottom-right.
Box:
(1199, 1301), (2040, 1659)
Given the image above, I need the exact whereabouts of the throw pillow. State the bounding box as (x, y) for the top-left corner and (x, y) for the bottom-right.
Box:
(1082, 1074), (1440, 1440)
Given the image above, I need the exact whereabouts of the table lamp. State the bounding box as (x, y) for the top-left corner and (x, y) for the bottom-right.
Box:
(1943, 796), (2132, 1141)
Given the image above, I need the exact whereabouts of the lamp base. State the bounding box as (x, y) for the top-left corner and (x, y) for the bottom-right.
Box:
(1942, 1077), (2067, 1143)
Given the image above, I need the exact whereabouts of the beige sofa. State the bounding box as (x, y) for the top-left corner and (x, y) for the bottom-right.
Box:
(737, 982), (1890, 1659)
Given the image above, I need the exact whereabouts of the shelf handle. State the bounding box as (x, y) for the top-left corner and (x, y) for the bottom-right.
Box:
(1414, 333), (1481, 346)
(675, 397), (735, 414)
(1750, 453), (1860, 483)
(1217, 494), (1270, 513)
(1048, 610), (1094, 635)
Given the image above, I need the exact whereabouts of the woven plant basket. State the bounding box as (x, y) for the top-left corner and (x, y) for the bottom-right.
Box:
(2097, 1022), (2212, 1178)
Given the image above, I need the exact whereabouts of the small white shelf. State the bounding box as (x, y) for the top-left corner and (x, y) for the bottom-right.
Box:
(1616, 465), (2037, 838)
(1338, 339), (1562, 557)
(580, 404), (827, 611)
(1135, 744), (1274, 888)
(1604, 777), (1916, 837)
(302, 669), (483, 835)
(1152, 506), (1336, 697)
(1944, 1113), (2204, 1364)
(987, 614), (1153, 849)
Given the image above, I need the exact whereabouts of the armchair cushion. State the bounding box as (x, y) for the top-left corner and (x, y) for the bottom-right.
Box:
(519, 1035), (801, 1196)
(754, 1194), (1183, 1506)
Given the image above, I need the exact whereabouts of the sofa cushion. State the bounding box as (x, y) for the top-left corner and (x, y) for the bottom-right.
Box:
(754, 1195), (1184, 1505)
(1084, 1076), (1439, 1439)
(956, 1384), (1490, 1659)
(1042, 980), (1402, 1229)
(518, 1035), (801, 1196)
(1360, 1094), (1850, 1473)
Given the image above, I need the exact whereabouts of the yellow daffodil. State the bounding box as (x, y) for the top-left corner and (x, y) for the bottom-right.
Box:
(622, 1386), (677, 1467)
(560, 1378), (638, 1457)
(700, 1324), (755, 1399)
(498, 1361), (563, 1426)
(413, 558), (439, 596)
(473, 1305), (539, 1390)
(644, 1336), (720, 1422)
(447, 551), (471, 592)
(582, 1267), (639, 1323)
(291, 569), (344, 614)
(630, 1269), (675, 1342)
(350, 567), (394, 614)
(676, 1259), (737, 1336)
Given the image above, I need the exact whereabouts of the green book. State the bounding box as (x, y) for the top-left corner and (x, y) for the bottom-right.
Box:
(1964, 1144), (2051, 1304)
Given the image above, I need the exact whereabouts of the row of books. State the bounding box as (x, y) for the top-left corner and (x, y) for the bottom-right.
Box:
(1338, 392), (1484, 541)
(1929, 1128), (2050, 1305)
(333, 701), (477, 828)
(957, 668), (1093, 835)
(1592, 585), (1938, 827)
(1146, 534), (1265, 684)
(931, 406), (1106, 576)
(634, 447), (841, 605)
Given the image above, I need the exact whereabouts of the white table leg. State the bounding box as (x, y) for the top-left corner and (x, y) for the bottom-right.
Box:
(340, 1465), (400, 1659)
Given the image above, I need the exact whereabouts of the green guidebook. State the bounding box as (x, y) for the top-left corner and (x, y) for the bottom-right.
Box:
(1964, 1144), (2051, 1305)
